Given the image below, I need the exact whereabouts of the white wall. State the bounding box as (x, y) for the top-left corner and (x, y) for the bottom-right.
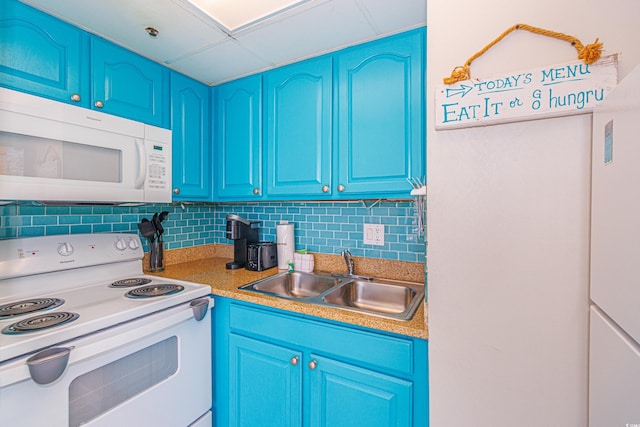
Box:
(426, 1), (640, 426)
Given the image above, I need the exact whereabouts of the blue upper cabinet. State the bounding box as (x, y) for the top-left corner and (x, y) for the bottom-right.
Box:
(214, 75), (263, 200)
(0, 0), (88, 105)
(264, 56), (333, 199)
(0, 0), (169, 127)
(91, 37), (169, 128)
(335, 28), (425, 198)
(171, 72), (211, 200)
(219, 27), (425, 201)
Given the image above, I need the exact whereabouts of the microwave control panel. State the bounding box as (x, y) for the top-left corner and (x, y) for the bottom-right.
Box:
(144, 132), (172, 202)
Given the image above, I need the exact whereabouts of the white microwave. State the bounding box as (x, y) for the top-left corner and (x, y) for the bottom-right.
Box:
(0, 88), (171, 203)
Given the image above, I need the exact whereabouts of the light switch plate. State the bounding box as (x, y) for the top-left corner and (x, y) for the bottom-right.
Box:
(363, 223), (384, 246)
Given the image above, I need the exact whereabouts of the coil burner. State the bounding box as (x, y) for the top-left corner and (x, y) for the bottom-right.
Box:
(110, 278), (153, 288)
(0, 298), (65, 319)
(124, 284), (185, 299)
(2, 312), (79, 335)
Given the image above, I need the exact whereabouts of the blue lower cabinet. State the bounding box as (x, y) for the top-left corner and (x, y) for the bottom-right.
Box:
(229, 334), (302, 427)
(308, 355), (413, 427)
(214, 297), (428, 426)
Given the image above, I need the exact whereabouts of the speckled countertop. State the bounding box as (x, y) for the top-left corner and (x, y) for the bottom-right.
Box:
(145, 244), (428, 339)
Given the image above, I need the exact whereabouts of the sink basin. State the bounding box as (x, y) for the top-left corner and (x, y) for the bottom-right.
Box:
(239, 271), (424, 321)
(239, 271), (339, 299)
(322, 280), (416, 314)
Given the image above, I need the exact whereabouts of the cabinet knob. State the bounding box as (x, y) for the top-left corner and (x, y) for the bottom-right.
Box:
(173, 188), (180, 195)
(70, 93), (81, 102)
(94, 100), (104, 108)
(290, 356), (299, 366)
(253, 188), (260, 195)
(337, 184), (345, 192)
(308, 359), (318, 370)
(321, 185), (329, 193)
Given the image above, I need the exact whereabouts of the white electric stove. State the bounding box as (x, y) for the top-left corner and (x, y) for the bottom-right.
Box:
(0, 233), (213, 427)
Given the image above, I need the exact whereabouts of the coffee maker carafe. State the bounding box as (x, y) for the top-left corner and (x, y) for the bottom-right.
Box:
(225, 214), (259, 269)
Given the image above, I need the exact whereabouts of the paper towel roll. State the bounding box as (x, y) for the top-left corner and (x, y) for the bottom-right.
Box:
(276, 222), (295, 269)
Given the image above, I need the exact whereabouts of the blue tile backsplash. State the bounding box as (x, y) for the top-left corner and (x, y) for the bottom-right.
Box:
(0, 201), (425, 262)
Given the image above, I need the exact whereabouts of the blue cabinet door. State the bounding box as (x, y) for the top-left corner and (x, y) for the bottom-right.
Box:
(229, 333), (302, 427)
(264, 56), (333, 199)
(91, 37), (169, 127)
(308, 355), (413, 427)
(335, 28), (425, 197)
(215, 297), (428, 427)
(170, 72), (211, 200)
(215, 75), (262, 200)
(0, 0), (88, 105)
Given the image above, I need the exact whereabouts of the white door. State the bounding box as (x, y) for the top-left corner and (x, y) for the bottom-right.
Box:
(589, 306), (640, 427)
(591, 65), (640, 344)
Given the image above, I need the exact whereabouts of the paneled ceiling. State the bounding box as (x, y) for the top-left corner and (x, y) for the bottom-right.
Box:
(21, 0), (426, 86)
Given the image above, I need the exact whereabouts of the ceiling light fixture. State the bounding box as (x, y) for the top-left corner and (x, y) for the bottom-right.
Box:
(145, 27), (159, 38)
(183, 0), (309, 33)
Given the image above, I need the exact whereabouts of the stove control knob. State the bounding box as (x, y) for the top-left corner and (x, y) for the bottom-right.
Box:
(57, 242), (74, 256)
(114, 238), (127, 251)
(128, 238), (140, 250)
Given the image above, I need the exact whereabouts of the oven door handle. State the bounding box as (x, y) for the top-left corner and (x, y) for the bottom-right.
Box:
(0, 297), (212, 388)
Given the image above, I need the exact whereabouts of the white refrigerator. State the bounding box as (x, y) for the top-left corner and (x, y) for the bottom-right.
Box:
(590, 65), (640, 426)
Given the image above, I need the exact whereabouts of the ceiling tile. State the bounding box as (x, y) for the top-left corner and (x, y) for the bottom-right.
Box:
(355, 0), (426, 34)
(236, 0), (377, 66)
(168, 38), (272, 85)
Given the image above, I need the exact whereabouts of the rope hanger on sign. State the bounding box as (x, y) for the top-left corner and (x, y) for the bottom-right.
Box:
(443, 24), (604, 85)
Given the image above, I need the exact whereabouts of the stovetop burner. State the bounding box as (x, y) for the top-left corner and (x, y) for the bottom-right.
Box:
(110, 277), (153, 288)
(124, 284), (185, 299)
(2, 311), (80, 335)
(0, 298), (65, 319)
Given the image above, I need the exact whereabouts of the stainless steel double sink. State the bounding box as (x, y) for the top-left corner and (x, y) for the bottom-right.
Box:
(238, 271), (424, 321)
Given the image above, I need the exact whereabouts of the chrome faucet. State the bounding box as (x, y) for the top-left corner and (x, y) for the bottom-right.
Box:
(341, 249), (355, 275)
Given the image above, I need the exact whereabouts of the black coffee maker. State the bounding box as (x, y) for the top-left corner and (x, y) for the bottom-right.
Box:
(225, 214), (259, 269)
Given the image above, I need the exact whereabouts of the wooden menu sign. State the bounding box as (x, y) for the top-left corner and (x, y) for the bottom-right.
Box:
(435, 54), (618, 130)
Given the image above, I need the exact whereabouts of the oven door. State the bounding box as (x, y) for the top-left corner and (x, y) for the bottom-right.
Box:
(0, 298), (212, 427)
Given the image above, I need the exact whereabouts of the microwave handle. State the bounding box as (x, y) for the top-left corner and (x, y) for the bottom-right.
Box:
(134, 138), (147, 189)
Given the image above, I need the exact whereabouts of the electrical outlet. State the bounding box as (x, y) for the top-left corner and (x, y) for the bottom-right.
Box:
(363, 223), (385, 246)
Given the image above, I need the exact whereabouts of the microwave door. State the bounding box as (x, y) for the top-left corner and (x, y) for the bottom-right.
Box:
(0, 118), (143, 202)
(0, 89), (170, 203)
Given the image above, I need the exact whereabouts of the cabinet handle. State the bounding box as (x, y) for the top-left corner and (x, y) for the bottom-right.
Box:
(94, 100), (104, 108)
(253, 188), (260, 195)
(308, 359), (317, 370)
(321, 185), (329, 193)
(290, 356), (299, 366)
(70, 93), (81, 102)
(173, 188), (180, 195)
(337, 184), (345, 192)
